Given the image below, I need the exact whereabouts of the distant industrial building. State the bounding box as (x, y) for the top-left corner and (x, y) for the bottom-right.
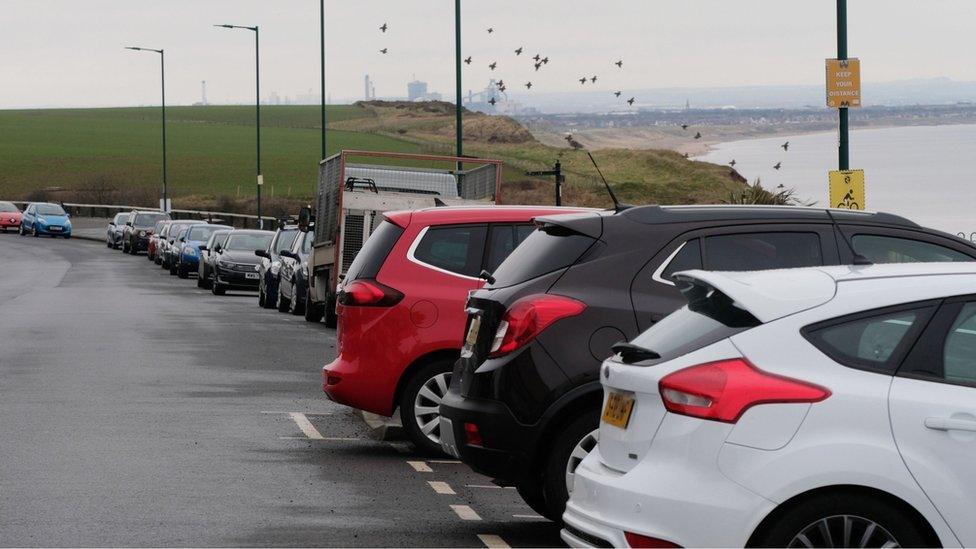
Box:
(364, 75), (376, 100)
(406, 79), (441, 102)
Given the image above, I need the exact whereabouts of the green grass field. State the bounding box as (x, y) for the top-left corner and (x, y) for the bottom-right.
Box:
(0, 105), (419, 201)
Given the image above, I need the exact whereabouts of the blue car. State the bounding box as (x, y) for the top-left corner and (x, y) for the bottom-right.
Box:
(173, 224), (232, 278)
(20, 202), (72, 238)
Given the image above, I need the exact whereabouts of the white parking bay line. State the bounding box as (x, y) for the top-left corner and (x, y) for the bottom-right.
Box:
(451, 504), (482, 521)
(477, 534), (511, 548)
(408, 460), (433, 473)
(513, 514), (544, 519)
(288, 412), (324, 440)
(427, 481), (456, 495)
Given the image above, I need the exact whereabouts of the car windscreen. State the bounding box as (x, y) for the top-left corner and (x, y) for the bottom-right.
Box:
(345, 220), (404, 282)
(225, 233), (273, 251)
(274, 230), (299, 253)
(212, 232), (231, 248)
(0, 202), (19, 213)
(625, 284), (760, 363)
(36, 204), (66, 216)
(135, 213), (168, 227)
(113, 213), (129, 224)
(489, 227), (596, 288)
(301, 233), (314, 254)
(187, 225), (227, 242)
(153, 220), (167, 233)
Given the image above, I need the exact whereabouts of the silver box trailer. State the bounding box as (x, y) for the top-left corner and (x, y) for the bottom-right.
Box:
(308, 150), (502, 326)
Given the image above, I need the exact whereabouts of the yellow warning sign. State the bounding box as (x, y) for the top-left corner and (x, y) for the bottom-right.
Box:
(829, 169), (865, 210)
(826, 58), (861, 108)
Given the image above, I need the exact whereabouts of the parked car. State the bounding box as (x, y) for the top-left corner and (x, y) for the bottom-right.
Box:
(440, 205), (976, 521)
(160, 220), (205, 270)
(105, 212), (129, 248)
(122, 210), (170, 254)
(20, 202), (71, 238)
(276, 228), (315, 316)
(255, 225), (300, 310)
(173, 224), (232, 278)
(210, 230), (274, 295)
(198, 229), (234, 289)
(153, 221), (173, 264)
(0, 201), (22, 232)
(563, 263), (976, 548)
(322, 206), (591, 455)
(147, 220), (169, 261)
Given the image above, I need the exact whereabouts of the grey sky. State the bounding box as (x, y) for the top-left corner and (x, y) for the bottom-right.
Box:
(2, 0), (975, 108)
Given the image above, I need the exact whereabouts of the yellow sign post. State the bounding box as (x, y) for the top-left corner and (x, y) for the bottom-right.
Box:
(829, 169), (865, 210)
(826, 58), (861, 108)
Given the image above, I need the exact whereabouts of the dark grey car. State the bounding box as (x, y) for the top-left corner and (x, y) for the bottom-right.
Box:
(440, 205), (976, 521)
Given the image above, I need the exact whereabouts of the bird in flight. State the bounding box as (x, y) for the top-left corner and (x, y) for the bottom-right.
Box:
(534, 62), (542, 71)
(489, 97), (497, 106)
(590, 75), (598, 83)
(728, 159), (737, 167)
(614, 91), (622, 97)
(564, 134), (573, 142)
(524, 81), (532, 89)
(487, 27), (494, 34)
(614, 60), (623, 68)
(627, 97), (635, 105)
(542, 57), (549, 64)
(533, 54), (541, 62)
(464, 56), (472, 65)
(579, 77), (587, 85)
(379, 48), (388, 54)
(694, 131), (702, 139)
(683, 152), (690, 158)
(781, 141), (790, 151)
(379, 23), (388, 33)
(489, 61), (497, 70)
(568, 138), (584, 150)
(681, 124), (689, 130)
(496, 79), (504, 88)
(515, 47), (523, 56)
(773, 162), (782, 170)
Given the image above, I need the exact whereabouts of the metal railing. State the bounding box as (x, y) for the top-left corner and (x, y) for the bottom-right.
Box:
(9, 201), (276, 229)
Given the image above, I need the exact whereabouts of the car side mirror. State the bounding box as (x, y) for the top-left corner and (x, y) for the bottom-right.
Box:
(255, 249), (270, 259)
(280, 250), (298, 260)
(126, 221), (132, 226)
(109, 221), (115, 226)
(214, 245), (222, 253)
(199, 245), (208, 252)
(179, 237), (186, 242)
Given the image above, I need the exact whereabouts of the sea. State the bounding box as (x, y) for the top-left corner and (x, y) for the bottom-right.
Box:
(697, 124), (976, 238)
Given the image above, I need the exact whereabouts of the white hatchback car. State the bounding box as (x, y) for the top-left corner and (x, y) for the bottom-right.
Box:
(563, 263), (976, 548)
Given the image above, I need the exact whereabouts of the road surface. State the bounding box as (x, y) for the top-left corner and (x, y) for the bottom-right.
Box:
(0, 234), (561, 547)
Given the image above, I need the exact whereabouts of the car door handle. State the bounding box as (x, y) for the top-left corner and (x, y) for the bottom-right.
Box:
(924, 417), (976, 433)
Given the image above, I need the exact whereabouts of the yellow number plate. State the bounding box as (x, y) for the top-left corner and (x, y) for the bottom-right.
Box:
(602, 391), (635, 429)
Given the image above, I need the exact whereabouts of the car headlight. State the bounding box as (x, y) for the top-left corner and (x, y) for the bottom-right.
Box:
(37, 217), (47, 224)
(270, 260), (281, 275)
(217, 259), (232, 268)
(139, 230), (146, 237)
(185, 248), (197, 257)
(254, 264), (261, 272)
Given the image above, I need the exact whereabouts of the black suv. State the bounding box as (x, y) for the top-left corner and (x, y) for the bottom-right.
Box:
(439, 205), (976, 521)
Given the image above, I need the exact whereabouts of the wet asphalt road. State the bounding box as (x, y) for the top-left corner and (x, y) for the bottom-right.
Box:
(0, 234), (561, 547)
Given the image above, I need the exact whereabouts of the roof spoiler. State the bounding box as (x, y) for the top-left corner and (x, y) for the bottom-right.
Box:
(672, 269), (837, 323)
(533, 211), (604, 239)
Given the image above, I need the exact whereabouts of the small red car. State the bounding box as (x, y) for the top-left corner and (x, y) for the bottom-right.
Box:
(323, 205), (590, 454)
(0, 201), (22, 232)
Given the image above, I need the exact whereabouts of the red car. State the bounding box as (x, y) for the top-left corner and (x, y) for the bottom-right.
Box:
(323, 205), (590, 454)
(0, 201), (22, 232)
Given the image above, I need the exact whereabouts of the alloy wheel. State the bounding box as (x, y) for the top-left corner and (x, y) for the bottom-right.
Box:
(565, 428), (599, 495)
(412, 372), (452, 446)
(789, 515), (900, 548)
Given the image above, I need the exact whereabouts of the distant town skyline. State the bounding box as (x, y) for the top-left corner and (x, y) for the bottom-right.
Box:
(2, 0), (976, 109)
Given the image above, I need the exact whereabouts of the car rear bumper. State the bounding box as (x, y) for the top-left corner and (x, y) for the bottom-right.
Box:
(438, 388), (536, 484)
(0, 219), (20, 228)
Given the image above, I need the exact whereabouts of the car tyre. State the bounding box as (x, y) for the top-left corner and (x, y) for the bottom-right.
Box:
(32, 226), (39, 237)
(212, 281), (226, 295)
(749, 491), (931, 548)
(398, 359), (454, 457)
(277, 286), (290, 313)
(516, 482), (552, 522)
(289, 283), (305, 316)
(324, 294), (338, 328)
(303, 291), (323, 322)
(169, 262), (178, 276)
(540, 411), (600, 523)
(196, 274), (206, 288)
(177, 264), (189, 279)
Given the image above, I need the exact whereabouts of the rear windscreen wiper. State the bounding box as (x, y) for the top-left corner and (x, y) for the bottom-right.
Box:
(611, 342), (661, 364)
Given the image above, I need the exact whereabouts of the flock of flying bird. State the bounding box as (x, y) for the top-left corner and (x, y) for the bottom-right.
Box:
(377, 22), (792, 172)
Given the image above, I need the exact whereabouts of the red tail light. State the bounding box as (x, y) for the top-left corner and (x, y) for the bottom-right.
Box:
(624, 532), (681, 548)
(463, 422), (483, 446)
(489, 294), (586, 358)
(338, 280), (403, 307)
(658, 358), (830, 423)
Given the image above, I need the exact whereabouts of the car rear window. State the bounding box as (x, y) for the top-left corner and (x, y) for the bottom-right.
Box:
(345, 220), (404, 282)
(626, 283), (760, 362)
(852, 235), (973, 263)
(704, 232), (822, 271)
(0, 202), (20, 212)
(135, 213), (168, 227)
(490, 227), (597, 287)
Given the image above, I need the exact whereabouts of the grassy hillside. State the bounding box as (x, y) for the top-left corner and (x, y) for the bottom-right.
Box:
(0, 102), (745, 212)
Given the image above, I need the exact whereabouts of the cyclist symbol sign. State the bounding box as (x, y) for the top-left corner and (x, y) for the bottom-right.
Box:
(829, 169), (865, 210)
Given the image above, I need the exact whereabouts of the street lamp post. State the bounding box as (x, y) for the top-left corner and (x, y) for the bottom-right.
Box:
(320, 0), (327, 160)
(837, 0), (849, 170)
(454, 0), (463, 165)
(125, 46), (168, 211)
(215, 24), (263, 228)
